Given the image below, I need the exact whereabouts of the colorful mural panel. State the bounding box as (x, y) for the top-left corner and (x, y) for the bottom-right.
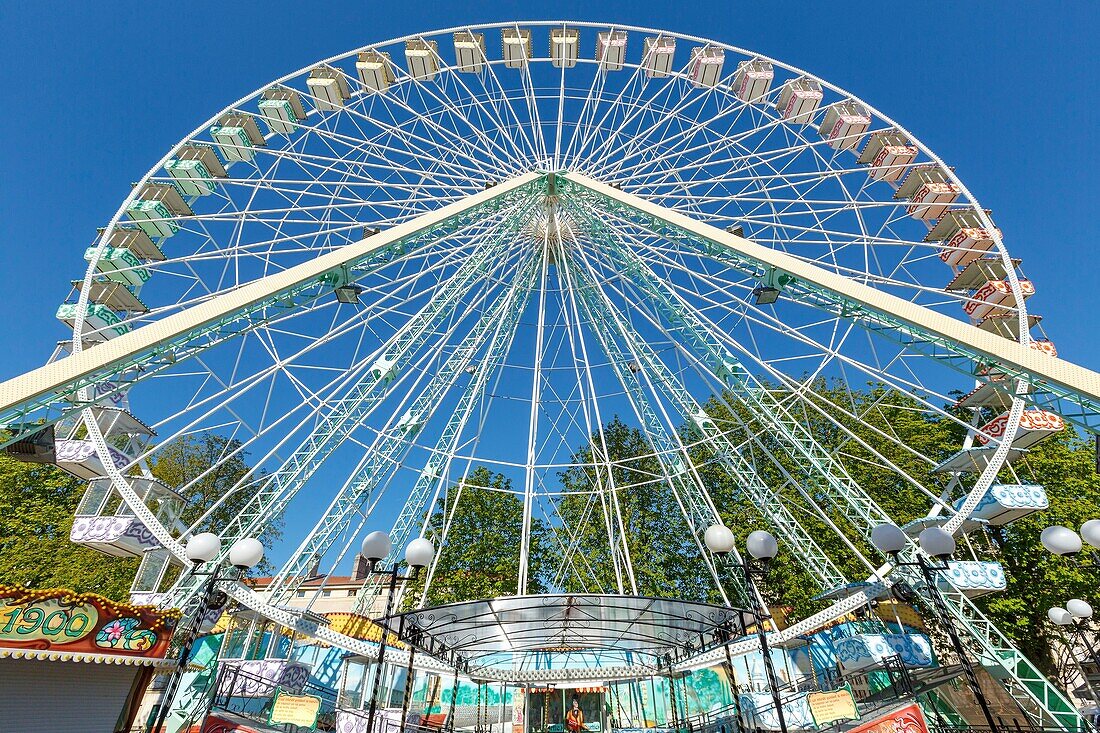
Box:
(848, 703), (930, 733)
(0, 585), (179, 659)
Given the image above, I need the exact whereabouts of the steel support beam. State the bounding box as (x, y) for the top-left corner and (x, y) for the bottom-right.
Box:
(560, 173), (1100, 434)
(562, 179), (1084, 730)
(268, 247), (542, 604)
(562, 246), (846, 599)
(354, 258), (540, 612)
(0, 172), (544, 442)
(169, 208), (540, 608)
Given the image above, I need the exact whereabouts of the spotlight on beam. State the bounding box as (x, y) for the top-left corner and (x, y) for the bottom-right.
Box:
(335, 284), (365, 304)
(752, 285), (780, 305)
(726, 224), (744, 238)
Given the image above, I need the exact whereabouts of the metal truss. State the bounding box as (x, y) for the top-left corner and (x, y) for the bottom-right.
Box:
(559, 174), (1100, 435)
(0, 174), (544, 446)
(560, 180), (1084, 730)
(352, 258), (540, 612)
(0, 171), (1092, 727)
(562, 241), (847, 599)
(170, 197), (542, 607)
(561, 250), (753, 608)
(563, 196), (892, 562)
(266, 244), (543, 604)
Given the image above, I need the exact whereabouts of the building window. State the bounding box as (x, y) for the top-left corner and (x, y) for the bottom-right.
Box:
(296, 591), (305, 598)
(348, 589), (358, 596)
(321, 590), (331, 598)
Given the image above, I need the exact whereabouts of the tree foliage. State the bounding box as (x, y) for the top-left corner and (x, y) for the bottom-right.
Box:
(2, 379), (1096, 684)
(527, 383), (1098, 679)
(403, 466), (550, 608)
(150, 434), (283, 576)
(981, 430), (1100, 677)
(557, 417), (712, 599)
(0, 456), (137, 598)
(0, 433), (280, 599)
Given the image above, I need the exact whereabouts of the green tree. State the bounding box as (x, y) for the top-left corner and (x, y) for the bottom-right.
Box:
(0, 456), (137, 598)
(781, 381), (1099, 678)
(981, 430), (1100, 678)
(403, 466), (549, 607)
(0, 433), (281, 599)
(150, 434), (282, 576)
(557, 417), (712, 600)
(693, 390), (851, 617)
(547, 385), (1099, 682)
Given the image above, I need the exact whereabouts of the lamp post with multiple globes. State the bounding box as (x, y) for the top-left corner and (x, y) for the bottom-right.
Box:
(705, 524), (789, 733)
(152, 533), (266, 733)
(1048, 600), (1100, 704)
(1040, 520), (1100, 565)
(1038, 519), (1099, 709)
(360, 531), (436, 733)
(870, 523), (1001, 733)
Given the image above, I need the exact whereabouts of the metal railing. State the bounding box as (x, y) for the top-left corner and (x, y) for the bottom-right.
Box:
(205, 662), (339, 731)
(926, 726), (1096, 733)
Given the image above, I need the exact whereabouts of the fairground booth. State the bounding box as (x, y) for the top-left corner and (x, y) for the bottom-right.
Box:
(0, 585), (178, 732)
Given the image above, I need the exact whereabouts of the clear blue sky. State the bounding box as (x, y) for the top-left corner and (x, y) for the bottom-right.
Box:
(1, 2), (1097, 380)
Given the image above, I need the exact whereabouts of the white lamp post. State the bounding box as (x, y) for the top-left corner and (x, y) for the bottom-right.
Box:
(362, 531), (436, 733)
(871, 523), (1000, 733)
(154, 533), (265, 733)
(706, 525), (787, 733)
(1048, 599), (1100, 703)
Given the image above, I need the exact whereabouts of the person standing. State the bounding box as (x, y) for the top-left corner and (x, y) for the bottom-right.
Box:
(566, 696), (586, 733)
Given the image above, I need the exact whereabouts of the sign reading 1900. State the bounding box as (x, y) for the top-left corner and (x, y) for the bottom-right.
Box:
(0, 598), (99, 644)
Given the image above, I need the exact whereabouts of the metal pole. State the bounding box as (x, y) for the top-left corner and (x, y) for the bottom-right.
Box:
(743, 561), (788, 733)
(451, 673), (461, 733)
(926, 692), (948, 733)
(1073, 623), (1100, 705)
(668, 675), (680, 731)
(723, 634), (744, 733)
(367, 567), (401, 733)
(677, 673), (686, 730)
(477, 681), (483, 733)
(917, 556), (1000, 733)
(399, 646), (417, 733)
(151, 570), (220, 733)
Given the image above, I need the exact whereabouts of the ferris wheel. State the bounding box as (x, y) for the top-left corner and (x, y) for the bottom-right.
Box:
(4, 20), (1099, 730)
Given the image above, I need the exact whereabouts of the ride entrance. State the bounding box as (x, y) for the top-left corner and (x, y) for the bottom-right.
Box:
(2, 20), (1099, 733)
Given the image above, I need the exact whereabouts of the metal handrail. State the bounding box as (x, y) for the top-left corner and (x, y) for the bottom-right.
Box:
(206, 662), (339, 731)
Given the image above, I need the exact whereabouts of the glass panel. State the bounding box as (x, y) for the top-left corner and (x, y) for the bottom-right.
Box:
(266, 628), (292, 660)
(339, 658), (369, 710)
(75, 480), (112, 516)
(130, 548), (169, 593)
(154, 494), (182, 525)
(246, 621), (273, 660)
(221, 616), (252, 660)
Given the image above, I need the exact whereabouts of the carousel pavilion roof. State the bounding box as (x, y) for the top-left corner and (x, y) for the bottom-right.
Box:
(384, 594), (752, 679)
